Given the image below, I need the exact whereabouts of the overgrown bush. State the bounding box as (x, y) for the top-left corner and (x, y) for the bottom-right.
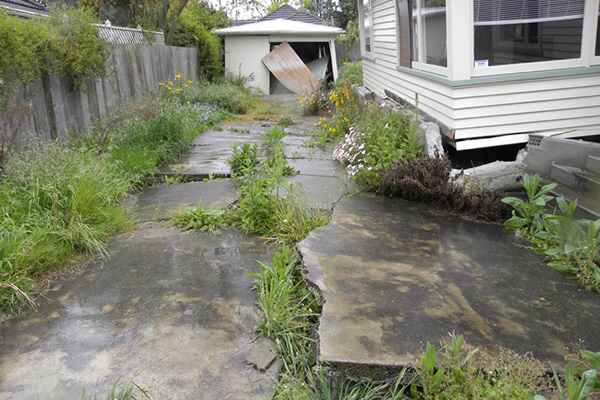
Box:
(0, 7), (108, 103)
(335, 103), (422, 189)
(503, 175), (600, 291)
(379, 154), (511, 222)
(167, 17), (222, 80)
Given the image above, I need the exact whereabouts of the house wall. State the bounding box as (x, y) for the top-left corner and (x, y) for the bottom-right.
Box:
(362, 0), (600, 150)
(224, 36), (270, 94)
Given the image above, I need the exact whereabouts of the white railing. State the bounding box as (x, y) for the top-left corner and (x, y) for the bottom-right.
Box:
(94, 23), (165, 46)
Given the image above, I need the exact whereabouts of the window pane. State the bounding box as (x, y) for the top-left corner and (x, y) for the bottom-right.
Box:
(362, 0), (372, 53)
(411, 0), (418, 62)
(421, 0), (447, 67)
(474, 0), (584, 66)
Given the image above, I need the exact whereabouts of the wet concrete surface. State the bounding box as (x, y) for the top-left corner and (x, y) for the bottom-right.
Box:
(132, 179), (237, 222)
(0, 226), (279, 399)
(164, 122), (271, 179)
(299, 193), (600, 369)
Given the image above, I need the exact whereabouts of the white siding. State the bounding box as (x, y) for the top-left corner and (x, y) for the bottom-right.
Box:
(362, 0), (600, 150)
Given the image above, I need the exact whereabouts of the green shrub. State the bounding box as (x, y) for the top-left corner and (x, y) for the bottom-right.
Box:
(502, 175), (600, 291)
(167, 18), (222, 80)
(165, 0), (228, 80)
(0, 7), (108, 103)
(335, 103), (422, 189)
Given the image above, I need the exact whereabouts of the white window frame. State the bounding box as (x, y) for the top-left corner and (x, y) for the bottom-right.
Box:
(589, 0), (600, 64)
(470, 0), (597, 77)
(359, 0), (374, 56)
(411, 0), (449, 76)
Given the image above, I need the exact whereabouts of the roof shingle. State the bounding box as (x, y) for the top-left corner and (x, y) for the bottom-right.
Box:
(261, 4), (325, 26)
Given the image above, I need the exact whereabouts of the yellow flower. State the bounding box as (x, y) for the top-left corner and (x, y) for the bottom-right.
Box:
(175, 72), (182, 80)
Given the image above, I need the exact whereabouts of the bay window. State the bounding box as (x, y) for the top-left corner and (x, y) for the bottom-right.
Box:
(473, 0), (585, 67)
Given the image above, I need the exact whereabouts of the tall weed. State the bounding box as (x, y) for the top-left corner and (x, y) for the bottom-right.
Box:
(0, 145), (131, 313)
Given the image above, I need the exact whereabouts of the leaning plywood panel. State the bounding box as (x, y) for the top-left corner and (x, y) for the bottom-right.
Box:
(262, 42), (320, 94)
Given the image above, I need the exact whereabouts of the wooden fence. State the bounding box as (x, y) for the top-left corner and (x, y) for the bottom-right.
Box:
(0, 45), (197, 149)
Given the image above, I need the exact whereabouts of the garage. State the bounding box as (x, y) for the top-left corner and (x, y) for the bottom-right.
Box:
(215, 5), (343, 95)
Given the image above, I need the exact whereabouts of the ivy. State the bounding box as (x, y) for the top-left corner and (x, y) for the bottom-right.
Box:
(0, 7), (108, 105)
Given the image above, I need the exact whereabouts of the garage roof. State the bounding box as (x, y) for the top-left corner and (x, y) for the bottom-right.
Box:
(261, 4), (324, 25)
(215, 5), (343, 36)
(215, 18), (343, 36)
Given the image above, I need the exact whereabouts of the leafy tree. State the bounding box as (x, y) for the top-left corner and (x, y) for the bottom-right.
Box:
(167, 1), (229, 79)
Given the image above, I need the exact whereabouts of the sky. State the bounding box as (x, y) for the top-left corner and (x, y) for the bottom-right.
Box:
(207, 0), (303, 20)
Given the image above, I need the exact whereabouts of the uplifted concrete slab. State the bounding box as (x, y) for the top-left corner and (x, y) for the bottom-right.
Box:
(0, 226), (278, 400)
(299, 194), (600, 369)
(133, 179), (237, 222)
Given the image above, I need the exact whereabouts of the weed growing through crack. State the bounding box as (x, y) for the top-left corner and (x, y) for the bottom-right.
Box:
(81, 381), (151, 400)
(175, 124), (320, 243)
(230, 143), (259, 179)
(278, 116), (295, 128)
(171, 206), (232, 233)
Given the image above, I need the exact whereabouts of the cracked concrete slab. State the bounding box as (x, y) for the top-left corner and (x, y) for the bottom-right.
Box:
(299, 193), (600, 370)
(132, 179), (237, 222)
(0, 226), (279, 400)
(285, 175), (348, 210)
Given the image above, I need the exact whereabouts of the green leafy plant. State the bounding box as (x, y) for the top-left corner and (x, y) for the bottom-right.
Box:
(0, 7), (108, 104)
(230, 143), (259, 179)
(335, 103), (423, 189)
(502, 175), (556, 238)
(502, 175), (600, 291)
(171, 206), (230, 232)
